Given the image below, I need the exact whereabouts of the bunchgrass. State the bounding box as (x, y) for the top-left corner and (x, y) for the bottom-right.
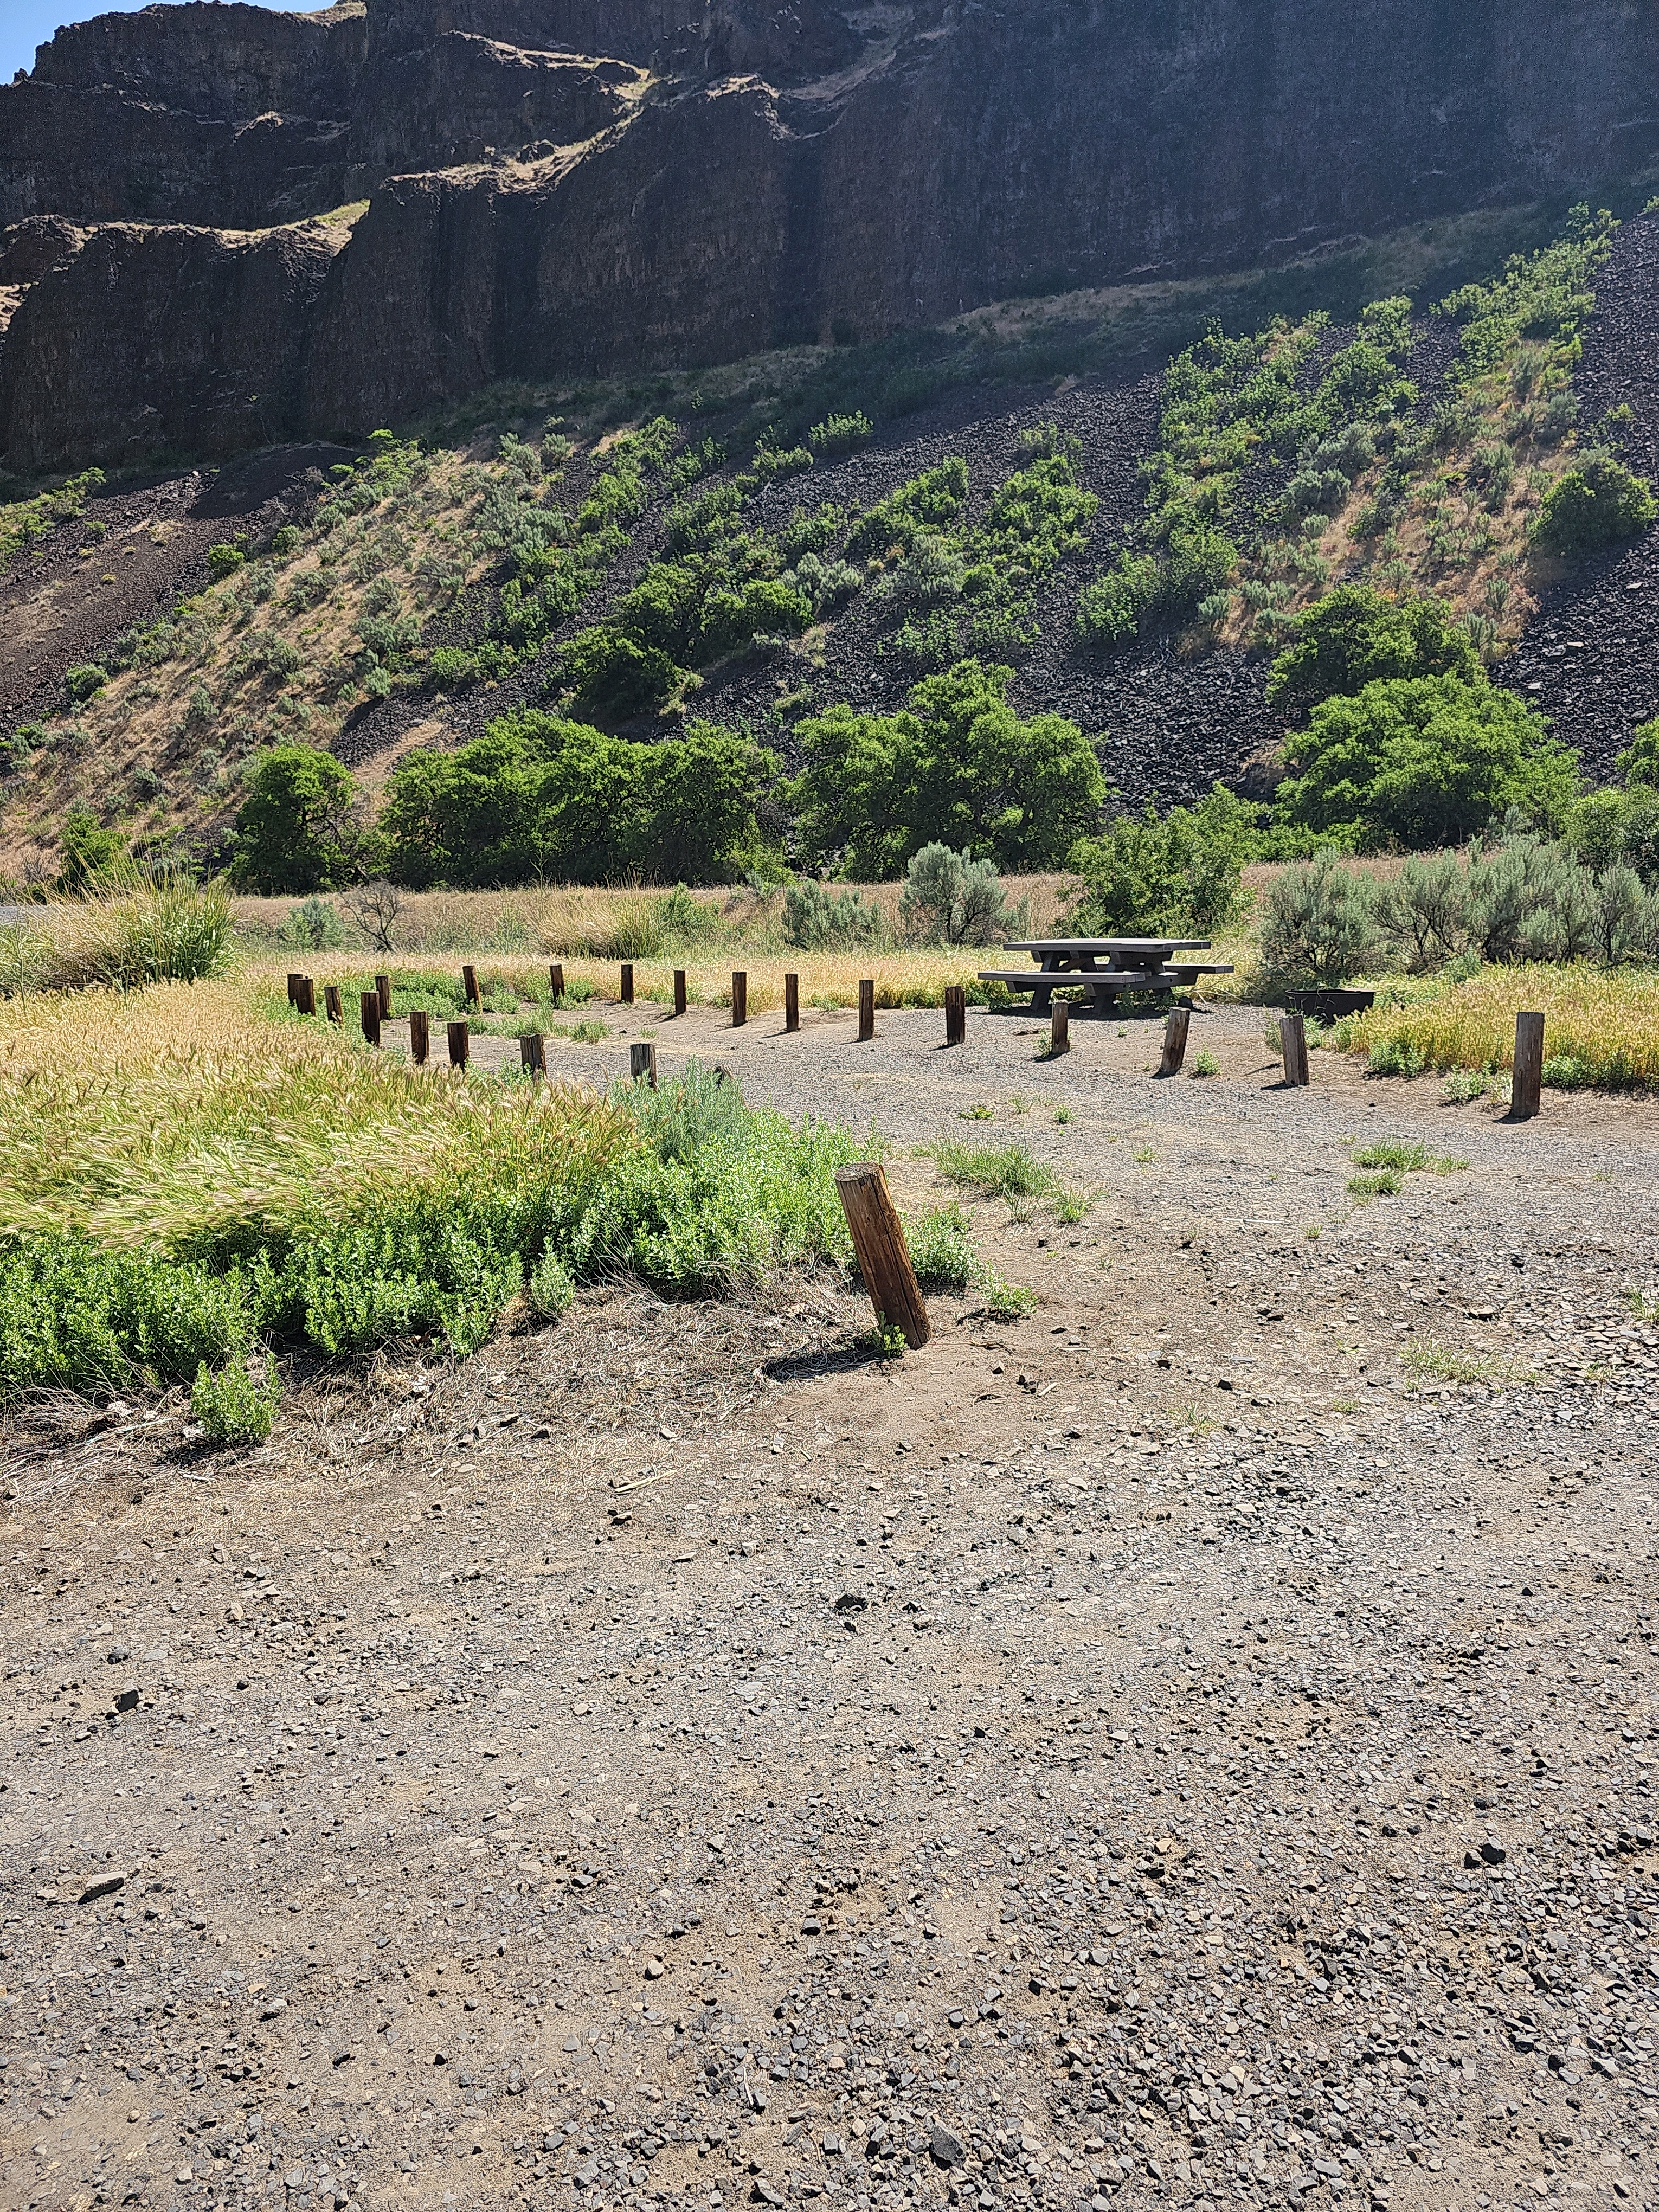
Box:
(1348, 1138), (1468, 1194)
(1400, 1339), (1536, 1389)
(931, 1140), (1056, 1200)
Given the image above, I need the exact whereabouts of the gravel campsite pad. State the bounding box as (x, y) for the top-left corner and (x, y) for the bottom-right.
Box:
(4, 1001), (1659, 2212)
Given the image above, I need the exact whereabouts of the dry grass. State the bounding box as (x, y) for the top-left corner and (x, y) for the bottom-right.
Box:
(1349, 965), (1659, 1089)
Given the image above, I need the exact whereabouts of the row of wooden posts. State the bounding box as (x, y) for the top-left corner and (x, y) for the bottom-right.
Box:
(286, 968), (1548, 1120)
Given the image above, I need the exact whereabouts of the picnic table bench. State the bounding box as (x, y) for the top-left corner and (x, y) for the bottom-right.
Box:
(978, 937), (1233, 1014)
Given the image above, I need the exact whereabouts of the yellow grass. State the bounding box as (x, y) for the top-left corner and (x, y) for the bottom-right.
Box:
(1348, 965), (1659, 1088)
(0, 978), (626, 1250)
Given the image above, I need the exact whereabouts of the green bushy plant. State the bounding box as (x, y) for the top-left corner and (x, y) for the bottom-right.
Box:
(1259, 853), (1381, 986)
(1066, 783), (1258, 935)
(1532, 451), (1657, 555)
(905, 1203), (978, 1291)
(278, 896), (347, 951)
(1265, 586), (1483, 717)
(526, 1249), (575, 1320)
(231, 745), (368, 894)
(898, 845), (1012, 946)
(782, 880), (884, 951)
(191, 1354), (279, 1445)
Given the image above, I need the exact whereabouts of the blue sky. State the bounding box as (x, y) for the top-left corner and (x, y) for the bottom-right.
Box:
(4, 2), (320, 83)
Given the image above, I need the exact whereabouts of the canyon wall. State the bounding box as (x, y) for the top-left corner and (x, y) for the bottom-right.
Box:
(4, 0), (1659, 469)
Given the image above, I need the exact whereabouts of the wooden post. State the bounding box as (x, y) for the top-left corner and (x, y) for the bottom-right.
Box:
(549, 962), (565, 1004)
(447, 1019), (470, 1070)
(835, 1163), (931, 1350)
(375, 973), (392, 1020)
(1279, 1012), (1310, 1088)
(731, 971), (747, 1027)
(944, 985), (966, 1046)
(1159, 1007), (1191, 1077)
(408, 1008), (429, 1065)
(630, 1040), (658, 1088)
(286, 972), (303, 1009)
(295, 976), (316, 1017)
(360, 991), (382, 1047)
(324, 983), (343, 1025)
(520, 1032), (546, 1077)
(673, 969), (687, 1017)
(785, 972), (800, 1033)
(462, 963), (481, 1010)
(858, 978), (874, 1043)
(1512, 1009), (1546, 1120)
(621, 962), (634, 1006)
(1050, 999), (1070, 1056)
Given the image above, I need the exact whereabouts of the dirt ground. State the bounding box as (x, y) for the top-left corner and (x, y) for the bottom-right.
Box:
(4, 1000), (1659, 2212)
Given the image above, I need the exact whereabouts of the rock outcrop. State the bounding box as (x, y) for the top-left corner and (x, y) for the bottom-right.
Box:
(5, 0), (1659, 471)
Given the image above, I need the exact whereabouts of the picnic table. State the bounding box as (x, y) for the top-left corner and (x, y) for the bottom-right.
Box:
(978, 937), (1233, 1014)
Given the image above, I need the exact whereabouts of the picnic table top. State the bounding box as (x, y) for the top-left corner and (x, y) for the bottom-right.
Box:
(1002, 937), (1213, 955)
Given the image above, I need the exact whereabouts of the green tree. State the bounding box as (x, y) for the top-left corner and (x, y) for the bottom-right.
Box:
(792, 660), (1103, 876)
(1532, 452), (1657, 555)
(229, 745), (360, 894)
(1266, 586), (1482, 718)
(1273, 673), (1581, 850)
(59, 803), (126, 890)
(1616, 716), (1659, 787)
(1066, 785), (1261, 935)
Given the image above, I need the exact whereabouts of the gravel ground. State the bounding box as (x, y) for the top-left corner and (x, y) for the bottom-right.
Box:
(4, 1002), (1659, 2212)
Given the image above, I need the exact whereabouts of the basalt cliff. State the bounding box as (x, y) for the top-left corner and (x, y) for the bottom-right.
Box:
(4, 0), (1659, 473)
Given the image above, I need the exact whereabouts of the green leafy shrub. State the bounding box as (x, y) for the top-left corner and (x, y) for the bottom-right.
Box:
(1272, 673), (1581, 849)
(206, 541), (247, 580)
(1532, 452), (1658, 554)
(59, 803), (126, 890)
(278, 896), (348, 951)
(526, 1248), (575, 1320)
(1266, 586), (1483, 717)
(1066, 783), (1258, 935)
(808, 412), (873, 454)
(191, 1354), (279, 1445)
(1259, 853), (1381, 986)
(793, 659), (1103, 876)
(904, 1203), (978, 1291)
(230, 744), (366, 894)
(65, 662), (108, 705)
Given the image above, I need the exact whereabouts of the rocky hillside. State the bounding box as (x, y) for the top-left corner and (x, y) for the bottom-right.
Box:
(3, 0), (1659, 472)
(3, 194), (1658, 886)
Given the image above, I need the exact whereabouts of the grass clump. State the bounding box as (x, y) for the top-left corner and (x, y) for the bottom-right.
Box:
(931, 1140), (1055, 1199)
(1401, 1339), (1534, 1389)
(191, 1354), (278, 1445)
(1347, 1137), (1467, 1196)
(979, 1275), (1037, 1320)
(1352, 964), (1659, 1089)
(1053, 1187), (1093, 1224)
(1190, 1047), (1219, 1077)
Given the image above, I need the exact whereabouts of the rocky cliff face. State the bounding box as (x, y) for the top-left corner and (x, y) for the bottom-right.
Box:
(5, 0), (1659, 471)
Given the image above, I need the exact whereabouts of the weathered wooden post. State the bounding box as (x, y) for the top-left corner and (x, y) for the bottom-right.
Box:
(621, 962), (634, 1006)
(1512, 1010), (1546, 1120)
(731, 972), (747, 1027)
(286, 972), (304, 1010)
(857, 979), (875, 1043)
(297, 976), (316, 1017)
(324, 983), (343, 1024)
(447, 1019), (470, 1069)
(785, 973), (800, 1033)
(360, 991), (382, 1047)
(549, 962), (565, 1003)
(835, 1164), (931, 1349)
(630, 1040), (658, 1088)
(462, 963), (481, 1010)
(1279, 1012), (1310, 1088)
(520, 1032), (546, 1077)
(673, 969), (687, 1017)
(408, 1008), (429, 1065)
(1050, 999), (1070, 1056)
(376, 973), (393, 1020)
(1159, 1007), (1191, 1077)
(943, 985), (966, 1046)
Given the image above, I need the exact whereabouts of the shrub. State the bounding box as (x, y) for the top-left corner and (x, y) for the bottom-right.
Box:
(278, 896), (347, 950)
(782, 881), (884, 951)
(1066, 783), (1259, 935)
(1266, 587), (1483, 717)
(898, 845), (1011, 945)
(1532, 452), (1657, 555)
(808, 412), (873, 454)
(906, 1203), (978, 1291)
(206, 541), (246, 580)
(525, 1248), (575, 1320)
(1273, 673), (1581, 849)
(1377, 849), (1470, 969)
(59, 803), (126, 890)
(191, 1354), (279, 1445)
(1259, 854), (1381, 986)
(1077, 551), (1158, 646)
(560, 625), (680, 720)
(231, 745), (363, 894)
(65, 662), (108, 705)
(793, 659), (1104, 876)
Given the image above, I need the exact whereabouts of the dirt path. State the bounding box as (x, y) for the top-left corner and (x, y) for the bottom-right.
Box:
(4, 1006), (1658, 2212)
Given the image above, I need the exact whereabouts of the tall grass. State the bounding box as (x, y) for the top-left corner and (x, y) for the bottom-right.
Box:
(3, 875), (235, 994)
(0, 983), (862, 1398)
(1351, 964), (1659, 1088)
